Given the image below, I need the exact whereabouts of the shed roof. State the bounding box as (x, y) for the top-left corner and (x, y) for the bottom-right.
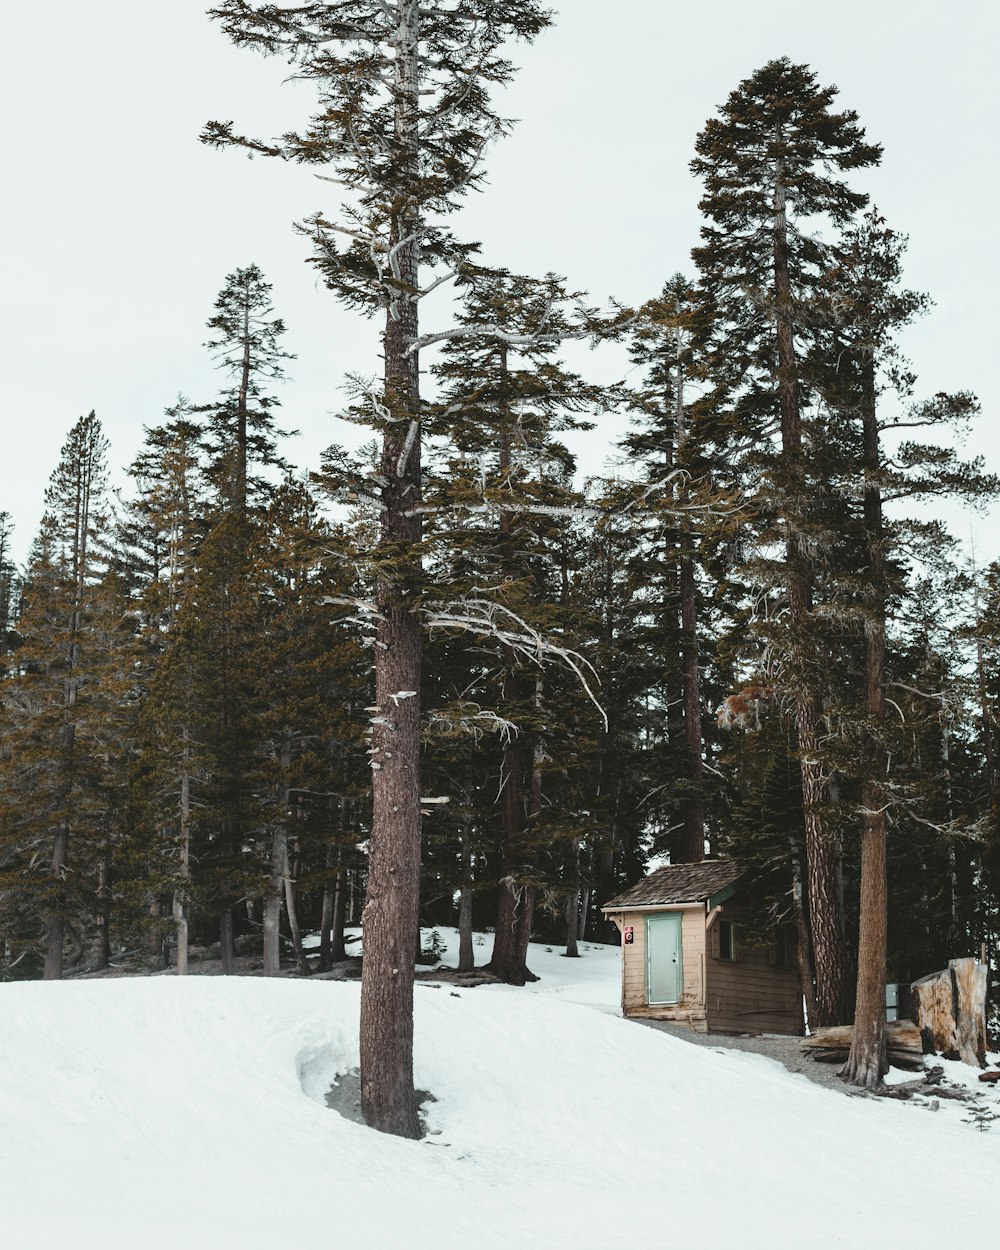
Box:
(602, 860), (745, 911)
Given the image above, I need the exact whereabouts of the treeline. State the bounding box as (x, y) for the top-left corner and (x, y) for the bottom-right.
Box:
(1, 25), (999, 1104)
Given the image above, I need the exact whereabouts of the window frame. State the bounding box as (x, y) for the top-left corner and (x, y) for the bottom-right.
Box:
(717, 918), (737, 962)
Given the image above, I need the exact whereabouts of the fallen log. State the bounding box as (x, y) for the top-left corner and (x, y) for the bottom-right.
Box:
(910, 958), (987, 1067)
(930, 1086), (972, 1102)
(801, 1020), (924, 1070)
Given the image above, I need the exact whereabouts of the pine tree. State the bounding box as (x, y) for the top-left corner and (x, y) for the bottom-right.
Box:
(0, 414), (116, 978)
(691, 58), (881, 1026)
(426, 267), (608, 983)
(814, 213), (995, 1084)
(203, 265), (293, 515)
(622, 277), (712, 864)
(816, 214), (923, 1085)
(118, 403), (210, 968)
(204, 0), (552, 1135)
(123, 399), (207, 629)
(255, 477), (369, 977)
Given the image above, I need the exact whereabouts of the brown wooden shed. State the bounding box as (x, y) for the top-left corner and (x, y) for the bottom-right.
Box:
(602, 861), (803, 1034)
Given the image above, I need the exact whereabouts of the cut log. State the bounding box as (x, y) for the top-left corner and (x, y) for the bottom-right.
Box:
(801, 1020), (924, 1070)
(910, 957), (987, 1067)
(978, 1071), (1000, 1084)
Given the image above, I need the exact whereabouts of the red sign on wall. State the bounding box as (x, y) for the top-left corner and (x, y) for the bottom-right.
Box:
(623, 924), (634, 945)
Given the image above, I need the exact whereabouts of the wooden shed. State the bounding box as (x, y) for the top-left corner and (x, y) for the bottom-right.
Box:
(602, 861), (803, 1034)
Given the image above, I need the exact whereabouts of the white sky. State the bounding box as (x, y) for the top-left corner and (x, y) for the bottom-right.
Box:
(2, 0), (997, 561)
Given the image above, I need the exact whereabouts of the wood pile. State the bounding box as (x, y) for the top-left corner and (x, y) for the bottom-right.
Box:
(801, 1020), (924, 1069)
(910, 957), (987, 1067)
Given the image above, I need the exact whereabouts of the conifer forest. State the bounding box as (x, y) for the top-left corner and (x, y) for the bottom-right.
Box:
(2, 4), (998, 1129)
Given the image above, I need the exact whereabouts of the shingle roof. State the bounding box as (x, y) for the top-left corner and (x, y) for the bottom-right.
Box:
(602, 860), (745, 911)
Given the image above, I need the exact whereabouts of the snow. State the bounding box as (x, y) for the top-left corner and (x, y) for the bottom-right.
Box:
(1, 932), (997, 1249)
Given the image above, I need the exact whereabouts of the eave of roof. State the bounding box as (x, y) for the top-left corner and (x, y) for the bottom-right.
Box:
(601, 860), (745, 911)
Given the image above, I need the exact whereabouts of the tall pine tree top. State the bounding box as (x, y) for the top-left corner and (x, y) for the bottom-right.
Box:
(692, 57), (881, 239)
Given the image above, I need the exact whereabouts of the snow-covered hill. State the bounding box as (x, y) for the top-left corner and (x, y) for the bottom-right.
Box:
(1, 933), (995, 1249)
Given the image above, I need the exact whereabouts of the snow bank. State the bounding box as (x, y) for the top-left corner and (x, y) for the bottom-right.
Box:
(0, 937), (995, 1249)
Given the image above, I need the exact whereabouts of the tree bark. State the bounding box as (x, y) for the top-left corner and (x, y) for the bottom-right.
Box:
(488, 738), (534, 983)
(773, 163), (849, 1026)
(842, 357), (889, 1087)
(359, 0), (423, 1140)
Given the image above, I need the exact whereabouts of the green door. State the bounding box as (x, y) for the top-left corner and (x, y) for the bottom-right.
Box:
(646, 913), (682, 1005)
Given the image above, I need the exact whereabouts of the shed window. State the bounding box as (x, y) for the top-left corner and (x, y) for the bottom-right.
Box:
(718, 919), (737, 961)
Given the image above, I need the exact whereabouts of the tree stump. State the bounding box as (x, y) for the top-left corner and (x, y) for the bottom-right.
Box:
(910, 957), (987, 1067)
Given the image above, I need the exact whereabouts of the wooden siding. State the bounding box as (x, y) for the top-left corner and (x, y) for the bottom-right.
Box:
(705, 901), (803, 1035)
(619, 906), (707, 1027)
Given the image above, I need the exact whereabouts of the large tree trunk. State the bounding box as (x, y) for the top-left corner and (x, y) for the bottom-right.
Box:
(359, 0), (423, 1141)
(488, 736), (535, 984)
(843, 358), (889, 1087)
(489, 861), (536, 983)
(799, 703), (850, 1025)
(488, 685), (542, 984)
(773, 167), (849, 1026)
